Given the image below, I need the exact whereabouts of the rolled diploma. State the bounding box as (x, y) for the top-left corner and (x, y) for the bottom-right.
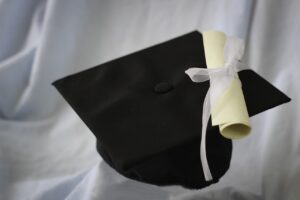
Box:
(202, 31), (251, 139)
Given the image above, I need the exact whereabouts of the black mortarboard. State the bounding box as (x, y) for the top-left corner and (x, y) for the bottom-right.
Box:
(52, 31), (291, 189)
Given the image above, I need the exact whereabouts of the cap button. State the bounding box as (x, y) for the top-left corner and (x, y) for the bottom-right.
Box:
(154, 82), (173, 94)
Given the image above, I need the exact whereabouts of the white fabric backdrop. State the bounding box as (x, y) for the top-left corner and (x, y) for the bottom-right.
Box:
(0, 0), (298, 199)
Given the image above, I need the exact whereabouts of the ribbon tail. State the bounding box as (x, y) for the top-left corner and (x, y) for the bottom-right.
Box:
(200, 88), (213, 181)
(185, 68), (211, 82)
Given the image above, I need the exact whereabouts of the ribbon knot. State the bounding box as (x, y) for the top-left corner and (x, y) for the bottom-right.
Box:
(185, 37), (248, 181)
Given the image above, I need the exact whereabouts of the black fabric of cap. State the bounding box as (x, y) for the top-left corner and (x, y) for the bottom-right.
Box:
(52, 31), (291, 189)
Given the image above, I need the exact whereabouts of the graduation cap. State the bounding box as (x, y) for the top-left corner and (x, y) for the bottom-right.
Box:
(52, 31), (290, 189)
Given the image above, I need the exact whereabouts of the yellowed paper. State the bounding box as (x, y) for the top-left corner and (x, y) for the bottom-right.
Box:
(203, 31), (251, 139)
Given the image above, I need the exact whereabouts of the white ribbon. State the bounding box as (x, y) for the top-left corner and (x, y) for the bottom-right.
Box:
(185, 37), (248, 181)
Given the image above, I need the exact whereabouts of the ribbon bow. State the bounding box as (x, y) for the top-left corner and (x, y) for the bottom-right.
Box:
(185, 37), (248, 181)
